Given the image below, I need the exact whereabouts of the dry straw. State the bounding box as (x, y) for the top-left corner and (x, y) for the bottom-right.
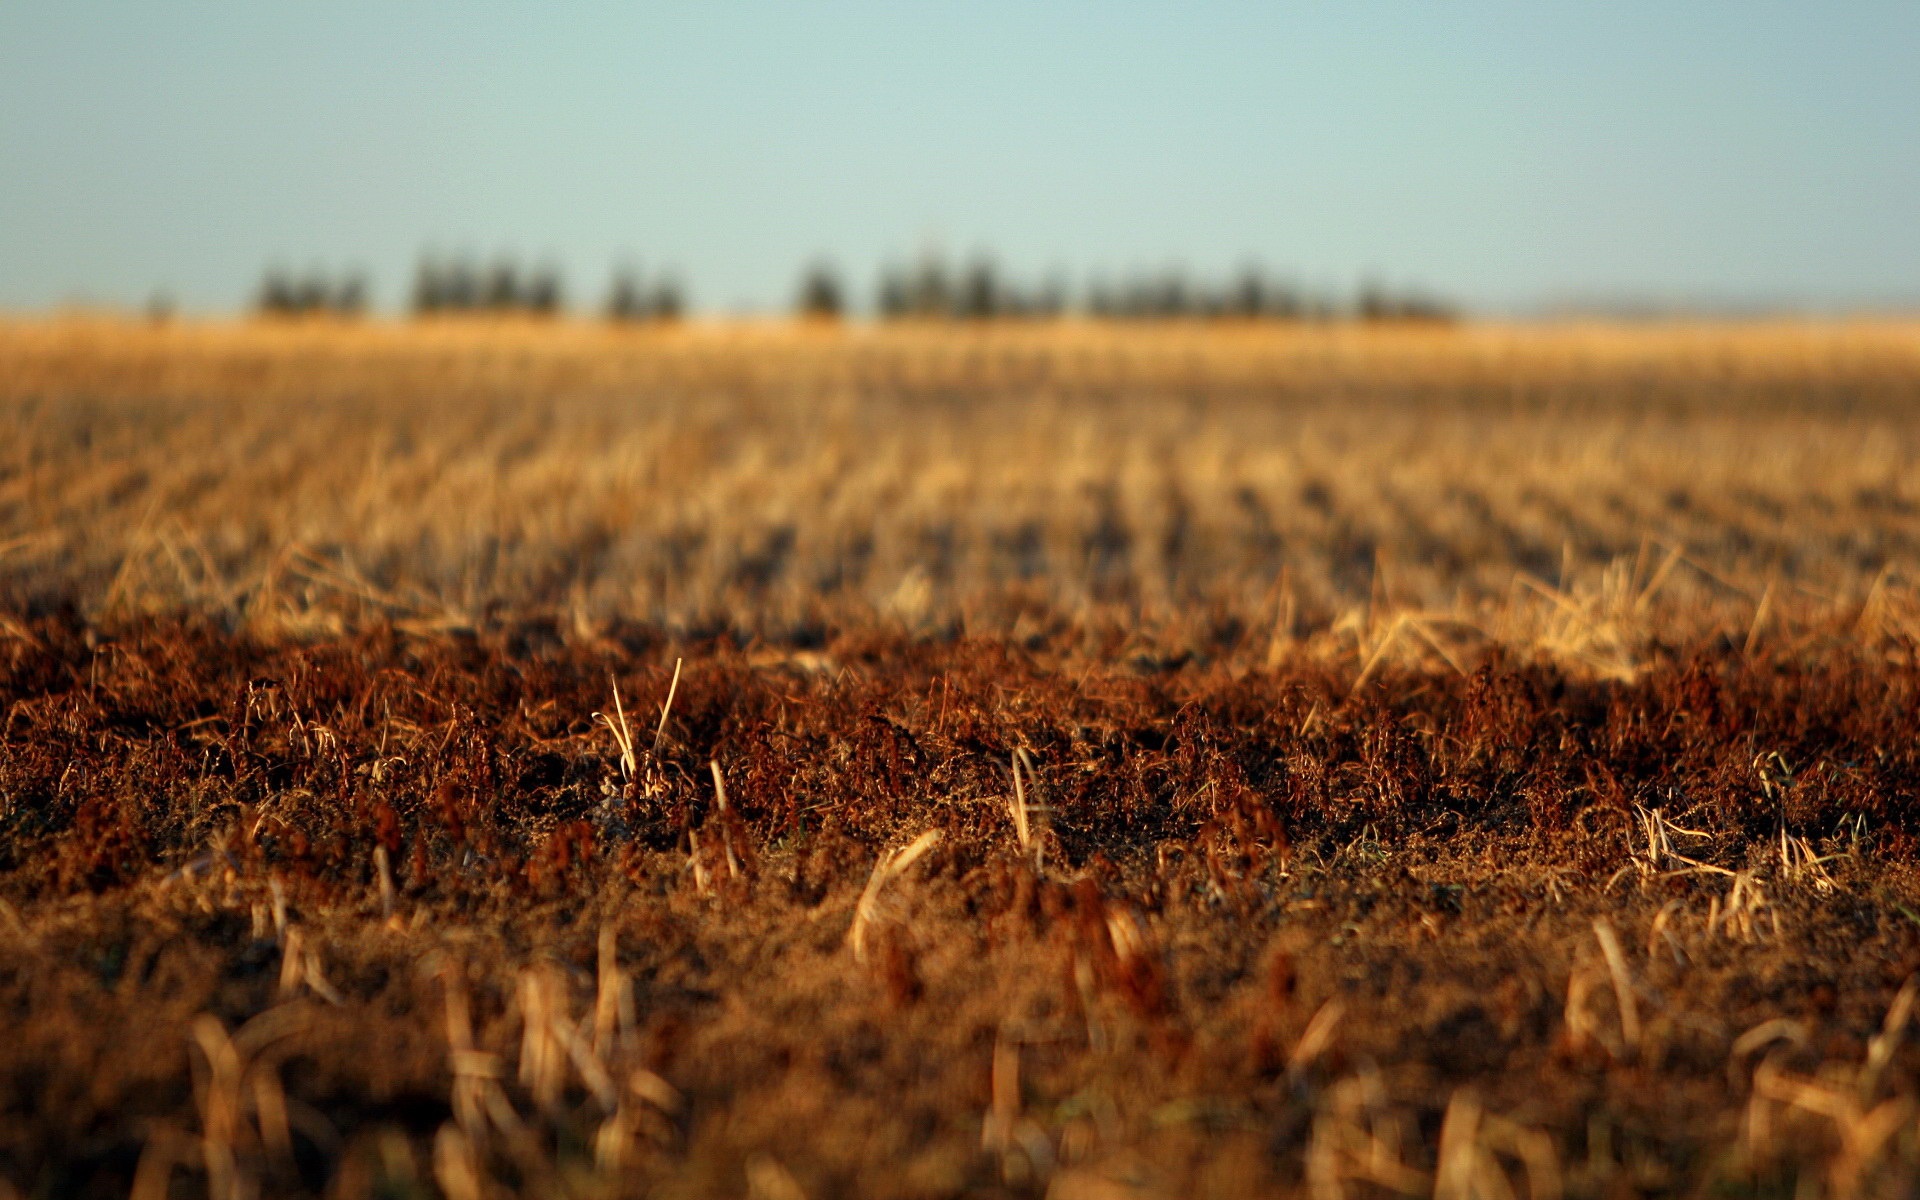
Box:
(593, 677), (637, 782)
(1006, 748), (1048, 870)
(847, 829), (942, 961)
(595, 657), (682, 796)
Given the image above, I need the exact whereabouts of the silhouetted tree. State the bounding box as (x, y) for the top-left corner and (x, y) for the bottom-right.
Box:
(796, 263), (845, 320)
(334, 272), (368, 316)
(257, 265), (368, 318)
(607, 268), (645, 321)
(958, 259), (1000, 320)
(524, 266), (563, 316)
(1227, 270), (1267, 318)
(482, 262), (523, 312)
(412, 258), (447, 314)
(435, 258), (478, 312)
(1357, 280), (1456, 323)
(257, 268), (298, 316)
(606, 267), (680, 321)
(876, 268), (910, 319)
(1030, 278), (1067, 319)
(648, 277), (684, 321)
(906, 256), (953, 318)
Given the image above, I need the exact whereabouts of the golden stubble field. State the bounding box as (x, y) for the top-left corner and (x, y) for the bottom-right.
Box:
(7, 317), (1920, 1199)
(6, 317), (1920, 670)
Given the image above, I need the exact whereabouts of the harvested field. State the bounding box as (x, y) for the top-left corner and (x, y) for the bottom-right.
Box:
(6, 319), (1920, 1198)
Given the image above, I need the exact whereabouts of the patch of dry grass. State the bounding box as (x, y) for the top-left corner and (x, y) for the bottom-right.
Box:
(4, 317), (1920, 677)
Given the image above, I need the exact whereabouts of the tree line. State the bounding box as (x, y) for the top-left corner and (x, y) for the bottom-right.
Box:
(254, 255), (1455, 322)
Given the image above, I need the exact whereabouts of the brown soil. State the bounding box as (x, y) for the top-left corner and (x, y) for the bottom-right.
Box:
(5, 616), (1920, 1198)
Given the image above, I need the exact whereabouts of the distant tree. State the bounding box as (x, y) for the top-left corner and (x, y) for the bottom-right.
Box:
(1265, 279), (1304, 320)
(606, 268), (644, 321)
(413, 257), (484, 315)
(258, 265), (367, 318)
(1113, 272), (1192, 319)
(257, 268), (298, 316)
(796, 263), (845, 320)
(1068, 265), (1371, 323)
(905, 255), (953, 318)
(1195, 283), (1229, 320)
(524, 266), (563, 316)
(1357, 280), (1457, 323)
(334, 272), (368, 316)
(1356, 281), (1391, 322)
(648, 277), (685, 321)
(442, 261), (480, 311)
(411, 258), (446, 315)
(1085, 281), (1116, 319)
(289, 273), (329, 314)
(606, 267), (681, 321)
(1030, 278), (1066, 319)
(957, 259), (1000, 320)
(483, 262), (522, 312)
(1406, 292), (1457, 322)
(876, 267), (910, 320)
(411, 255), (574, 316)
(1227, 269), (1268, 319)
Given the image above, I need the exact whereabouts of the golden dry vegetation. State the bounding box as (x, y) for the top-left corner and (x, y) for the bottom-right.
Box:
(9, 318), (1920, 1200)
(7, 317), (1920, 673)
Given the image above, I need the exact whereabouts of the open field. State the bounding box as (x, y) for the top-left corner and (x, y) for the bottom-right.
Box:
(10, 318), (1920, 650)
(7, 319), (1920, 1198)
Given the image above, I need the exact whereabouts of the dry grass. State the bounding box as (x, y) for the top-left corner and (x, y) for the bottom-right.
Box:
(6, 621), (1920, 1197)
(6, 317), (1920, 673)
(9, 317), (1920, 1198)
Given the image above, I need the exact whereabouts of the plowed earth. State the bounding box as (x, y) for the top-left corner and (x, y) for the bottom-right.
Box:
(6, 617), (1920, 1198)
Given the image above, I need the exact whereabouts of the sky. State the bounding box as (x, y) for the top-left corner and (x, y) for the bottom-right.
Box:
(2, 2), (1917, 316)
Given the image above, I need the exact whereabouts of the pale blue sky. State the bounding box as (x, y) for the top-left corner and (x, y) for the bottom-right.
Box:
(3, 2), (1917, 315)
